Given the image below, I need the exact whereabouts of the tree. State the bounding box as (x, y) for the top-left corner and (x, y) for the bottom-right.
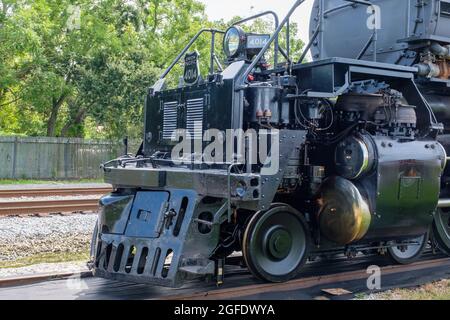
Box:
(0, 1), (305, 140)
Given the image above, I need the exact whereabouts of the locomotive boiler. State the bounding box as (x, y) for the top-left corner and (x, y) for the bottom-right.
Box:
(89, 0), (450, 287)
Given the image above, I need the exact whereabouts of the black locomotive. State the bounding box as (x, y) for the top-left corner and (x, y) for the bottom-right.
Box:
(89, 0), (450, 287)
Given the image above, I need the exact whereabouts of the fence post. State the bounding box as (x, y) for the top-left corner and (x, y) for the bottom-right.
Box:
(12, 137), (18, 179)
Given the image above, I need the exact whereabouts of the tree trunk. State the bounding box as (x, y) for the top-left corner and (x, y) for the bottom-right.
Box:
(46, 94), (67, 137)
(61, 108), (86, 137)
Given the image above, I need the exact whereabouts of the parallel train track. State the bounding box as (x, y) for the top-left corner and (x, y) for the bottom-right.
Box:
(0, 187), (111, 217)
(165, 257), (450, 300)
(0, 198), (101, 216)
(0, 187), (111, 198)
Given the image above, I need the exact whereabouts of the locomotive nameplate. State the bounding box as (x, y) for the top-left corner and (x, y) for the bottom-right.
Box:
(184, 51), (200, 86)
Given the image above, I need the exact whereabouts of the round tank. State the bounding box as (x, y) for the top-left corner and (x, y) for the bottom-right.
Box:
(309, 0), (450, 66)
(316, 176), (372, 245)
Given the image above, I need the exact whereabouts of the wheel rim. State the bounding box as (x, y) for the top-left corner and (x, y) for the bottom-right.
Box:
(389, 235), (426, 260)
(433, 209), (450, 253)
(244, 206), (308, 280)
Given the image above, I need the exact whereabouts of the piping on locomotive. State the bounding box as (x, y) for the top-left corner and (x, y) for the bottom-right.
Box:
(89, 0), (450, 287)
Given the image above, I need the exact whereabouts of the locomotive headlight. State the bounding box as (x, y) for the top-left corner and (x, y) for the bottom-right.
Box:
(224, 26), (245, 58)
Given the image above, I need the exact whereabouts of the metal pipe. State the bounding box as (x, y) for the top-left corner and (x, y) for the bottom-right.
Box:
(233, 11), (280, 67)
(240, 0), (306, 86)
(319, 0), (324, 60)
(438, 199), (450, 208)
(324, 3), (354, 16)
(414, 62), (441, 78)
(372, 27), (377, 62)
(279, 47), (292, 65)
(298, 23), (320, 63)
(210, 31), (216, 75)
(345, 0), (372, 5)
(286, 18), (291, 59)
(214, 55), (223, 72)
(357, 33), (375, 60)
(227, 163), (240, 223)
(245, 136), (252, 174)
(430, 42), (450, 59)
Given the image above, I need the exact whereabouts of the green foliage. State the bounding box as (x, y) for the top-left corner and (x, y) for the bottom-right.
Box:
(0, 1), (304, 140)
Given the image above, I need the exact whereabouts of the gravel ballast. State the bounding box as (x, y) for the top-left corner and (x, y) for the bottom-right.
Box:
(0, 261), (89, 279)
(0, 214), (97, 263)
(0, 183), (104, 278)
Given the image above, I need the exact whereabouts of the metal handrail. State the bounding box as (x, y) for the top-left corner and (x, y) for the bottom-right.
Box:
(159, 28), (225, 80)
(233, 11), (281, 67)
(357, 32), (377, 60)
(159, 0), (379, 85)
(355, 1), (377, 61)
(298, 20), (320, 63)
(240, 0), (306, 86)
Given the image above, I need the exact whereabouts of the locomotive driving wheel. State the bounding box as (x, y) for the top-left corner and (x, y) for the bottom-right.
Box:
(387, 233), (428, 265)
(433, 209), (450, 255)
(242, 205), (310, 283)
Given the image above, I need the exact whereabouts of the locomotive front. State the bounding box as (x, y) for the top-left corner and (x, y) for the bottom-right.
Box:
(90, 0), (448, 287)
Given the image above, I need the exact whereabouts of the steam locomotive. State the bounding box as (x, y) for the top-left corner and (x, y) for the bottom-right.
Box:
(89, 0), (450, 287)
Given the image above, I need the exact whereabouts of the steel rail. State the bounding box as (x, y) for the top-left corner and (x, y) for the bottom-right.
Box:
(0, 187), (111, 198)
(161, 257), (450, 300)
(1, 255), (448, 298)
(0, 271), (92, 288)
(0, 198), (100, 216)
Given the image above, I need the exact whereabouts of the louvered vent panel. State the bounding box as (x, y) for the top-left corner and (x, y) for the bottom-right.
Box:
(186, 98), (204, 140)
(162, 101), (178, 140)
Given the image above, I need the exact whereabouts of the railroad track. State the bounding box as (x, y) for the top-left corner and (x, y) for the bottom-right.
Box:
(0, 186), (111, 216)
(0, 187), (111, 198)
(0, 255), (449, 300)
(0, 198), (101, 216)
(163, 257), (450, 300)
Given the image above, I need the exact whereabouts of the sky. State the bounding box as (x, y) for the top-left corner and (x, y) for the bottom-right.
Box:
(198, 0), (315, 44)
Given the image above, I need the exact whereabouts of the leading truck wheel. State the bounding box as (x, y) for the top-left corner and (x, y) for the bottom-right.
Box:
(242, 205), (310, 283)
(433, 209), (450, 255)
(387, 234), (428, 265)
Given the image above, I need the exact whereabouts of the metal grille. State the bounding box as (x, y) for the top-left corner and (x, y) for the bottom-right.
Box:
(186, 98), (204, 140)
(162, 101), (178, 140)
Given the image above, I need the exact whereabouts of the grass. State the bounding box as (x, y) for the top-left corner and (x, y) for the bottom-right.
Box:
(0, 178), (104, 185)
(361, 280), (450, 300)
(0, 251), (90, 269)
